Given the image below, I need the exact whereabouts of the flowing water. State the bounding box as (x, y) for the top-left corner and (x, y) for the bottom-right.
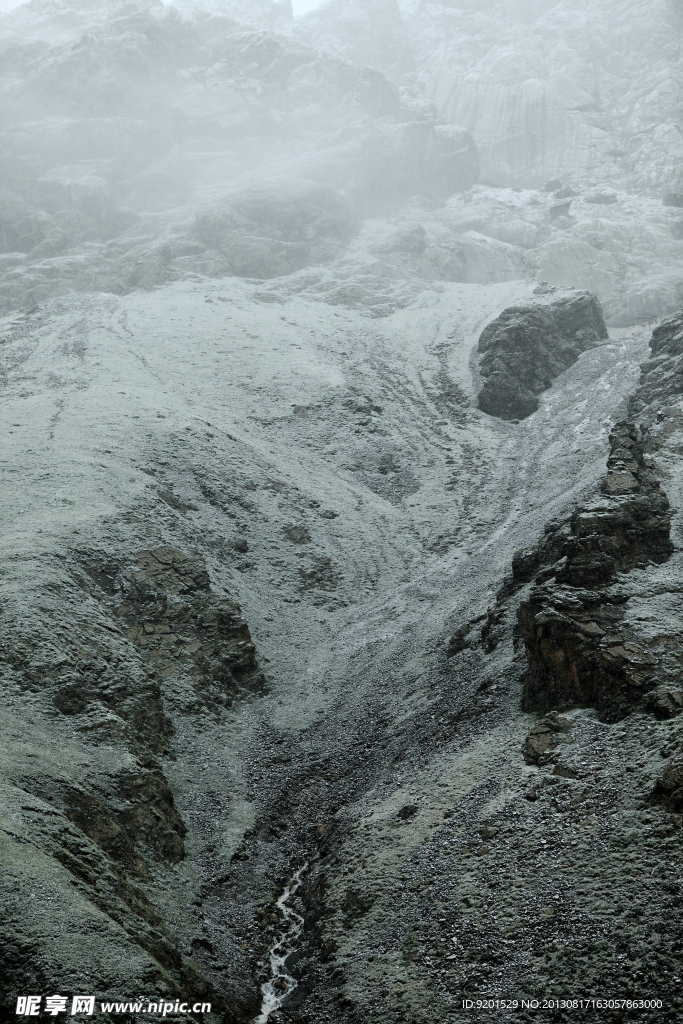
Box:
(254, 863), (309, 1023)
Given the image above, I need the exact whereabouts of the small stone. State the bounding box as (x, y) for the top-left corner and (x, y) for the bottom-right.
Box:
(645, 686), (683, 719)
(397, 804), (419, 820)
(283, 525), (311, 544)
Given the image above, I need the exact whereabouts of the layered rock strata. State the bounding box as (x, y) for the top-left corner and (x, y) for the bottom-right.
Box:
(476, 292), (609, 420)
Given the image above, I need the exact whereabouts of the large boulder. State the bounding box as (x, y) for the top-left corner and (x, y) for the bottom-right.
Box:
(476, 291), (609, 420)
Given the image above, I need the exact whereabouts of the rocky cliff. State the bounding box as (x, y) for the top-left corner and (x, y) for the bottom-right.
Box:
(515, 309), (683, 724)
(517, 421), (675, 719)
(0, 1), (478, 313)
(298, 0), (683, 325)
(1, 543), (266, 1020)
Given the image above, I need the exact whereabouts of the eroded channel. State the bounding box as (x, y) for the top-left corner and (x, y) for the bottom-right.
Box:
(254, 863), (309, 1023)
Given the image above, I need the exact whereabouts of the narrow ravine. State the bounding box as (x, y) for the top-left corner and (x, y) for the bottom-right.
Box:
(254, 863), (309, 1024)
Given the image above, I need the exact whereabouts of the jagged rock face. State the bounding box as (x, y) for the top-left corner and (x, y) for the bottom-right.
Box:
(3, 0), (682, 328)
(0, 545), (264, 1021)
(517, 422), (675, 719)
(291, 0), (683, 327)
(476, 291), (608, 420)
(629, 309), (683, 420)
(100, 546), (265, 709)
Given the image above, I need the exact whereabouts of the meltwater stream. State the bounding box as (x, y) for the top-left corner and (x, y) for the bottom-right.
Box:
(254, 863), (309, 1023)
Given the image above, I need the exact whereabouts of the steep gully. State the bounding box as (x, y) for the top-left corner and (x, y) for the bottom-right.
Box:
(220, 307), (679, 1019)
(177, 322), (670, 1022)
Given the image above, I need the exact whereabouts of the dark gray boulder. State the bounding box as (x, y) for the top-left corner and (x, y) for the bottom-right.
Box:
(476, 291), (609, 420)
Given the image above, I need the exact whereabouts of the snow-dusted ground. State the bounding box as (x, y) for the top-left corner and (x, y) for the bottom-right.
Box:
(0, 275), (647, 709)
(0, 271), (653, 1011)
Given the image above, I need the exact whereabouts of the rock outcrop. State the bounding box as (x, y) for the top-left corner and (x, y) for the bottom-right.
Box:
(517, 421), (674, 720)
(476, 291), (609, 420)
(0, 545), (265, 1020)
(295, 0), (683, 327)
(629, 309), (683, 421)
(516, 303), (683, 720)
(398, 0), (683, 192)
(522, 712), (571, 766)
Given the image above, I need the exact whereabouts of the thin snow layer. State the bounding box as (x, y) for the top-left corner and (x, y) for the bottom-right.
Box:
(0, 277), (648, 732)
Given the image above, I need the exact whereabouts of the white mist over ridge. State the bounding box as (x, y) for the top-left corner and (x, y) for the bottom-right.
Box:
(291, 0), (324, 13)
(0, 0), (681, 324)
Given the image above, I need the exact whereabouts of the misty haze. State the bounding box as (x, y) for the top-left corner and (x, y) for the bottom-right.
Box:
(1, 1), (683, 1023)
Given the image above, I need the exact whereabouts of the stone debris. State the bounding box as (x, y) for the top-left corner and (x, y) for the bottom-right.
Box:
(523, 713), (572, 766)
